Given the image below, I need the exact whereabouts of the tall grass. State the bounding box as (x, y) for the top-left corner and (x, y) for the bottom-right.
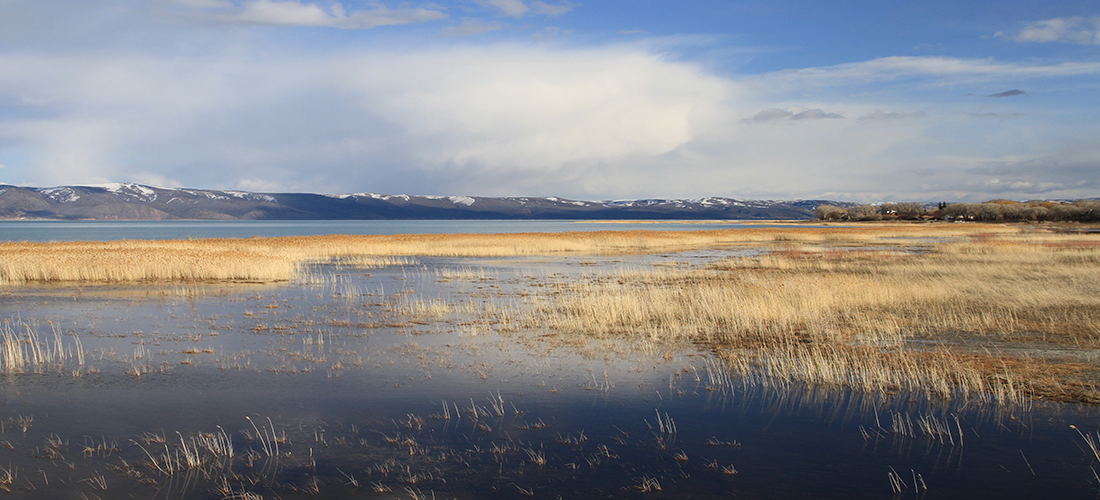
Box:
(0, 224), (1016, 285)
(5, 224), (1096, 403)
(503, 229), (1100, 404)
(0, 319), (85, 374)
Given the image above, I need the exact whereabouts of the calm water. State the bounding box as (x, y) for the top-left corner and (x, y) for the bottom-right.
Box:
(0, 255), (1096, 499)
(0, 219), (784, 242)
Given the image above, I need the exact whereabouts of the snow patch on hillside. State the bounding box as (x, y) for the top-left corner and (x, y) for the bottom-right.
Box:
(449, 196), (475, 206)
(38, 187), (80, 203)
(545, 197), (589, 206)
(225, 191), (277, 203)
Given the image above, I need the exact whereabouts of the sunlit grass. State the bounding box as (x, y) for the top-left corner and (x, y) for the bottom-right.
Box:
(4, 223), (1099, 403)
(0, 319), (85, 375)
(488, 226), (1100, 404)
(0, 223), (1019, 285)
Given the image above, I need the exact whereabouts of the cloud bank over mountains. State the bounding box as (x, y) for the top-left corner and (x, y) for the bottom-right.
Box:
(0, 0), (1098, 203)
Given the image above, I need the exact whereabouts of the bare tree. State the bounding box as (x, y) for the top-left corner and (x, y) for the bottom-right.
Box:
(814, 204), (847, 220)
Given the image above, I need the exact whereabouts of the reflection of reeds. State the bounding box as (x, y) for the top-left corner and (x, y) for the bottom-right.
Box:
(524, 447), (546, 467)
(244, 416), (281, 458)
(1071, 424), (1100, 485)
(636, 475), (662, 491)
(214, 477), (263, 500)
(136, 427), (234, 476)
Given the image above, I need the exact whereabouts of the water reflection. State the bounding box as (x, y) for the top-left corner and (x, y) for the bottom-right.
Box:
(0, 256), (1095, 499)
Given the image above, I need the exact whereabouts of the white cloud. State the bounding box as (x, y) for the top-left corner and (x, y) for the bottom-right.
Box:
(0, 44), (735, 195)
(474, 0), (573, 18)
(529, 1), (573, 16)
(1002, 16), (1100, 45)
(176, 0), (448, 29)
(235, 177), (284, 192)
(474, 0), (528, 17)
(1, 4), (1098, 203)
(336, 46), (732, 172)
(130, 172), (183, 188)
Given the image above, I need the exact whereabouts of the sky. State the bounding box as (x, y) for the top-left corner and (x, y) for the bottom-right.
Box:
(1, 0), (1099, 202)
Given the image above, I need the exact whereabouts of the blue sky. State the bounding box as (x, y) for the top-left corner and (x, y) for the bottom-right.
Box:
(1, 0), (1098, 202)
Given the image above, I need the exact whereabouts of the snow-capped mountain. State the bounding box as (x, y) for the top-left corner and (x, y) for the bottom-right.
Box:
(0, 183), (832, 220)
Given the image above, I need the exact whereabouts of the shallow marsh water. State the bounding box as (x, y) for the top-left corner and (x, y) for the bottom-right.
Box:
(0, 254), (1098, 499)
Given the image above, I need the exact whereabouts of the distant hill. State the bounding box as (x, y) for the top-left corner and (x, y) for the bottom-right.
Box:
(0, 183), (840, 221)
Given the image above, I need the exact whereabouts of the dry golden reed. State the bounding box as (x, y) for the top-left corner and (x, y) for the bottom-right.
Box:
(495, 225), (1100, 404)
(0, 223), (1021, 285)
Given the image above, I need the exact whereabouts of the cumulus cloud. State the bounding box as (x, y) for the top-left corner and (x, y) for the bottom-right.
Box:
(2, 3), (1099, 202)
(0, 44), (733, 195)
(5, 41), (1097, 202)
(988, 89), (1025, 98)
(743, 106), (844, 123)
(174, 0), (448, 29)
(999, 16), (1100, 45)
(338, 46), (730, 172)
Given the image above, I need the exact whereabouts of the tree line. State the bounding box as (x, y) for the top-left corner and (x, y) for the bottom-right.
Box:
(815, 199), (1100, 222)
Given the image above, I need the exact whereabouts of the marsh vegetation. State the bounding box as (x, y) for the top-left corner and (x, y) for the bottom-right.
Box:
(0, 222), (1098, 498)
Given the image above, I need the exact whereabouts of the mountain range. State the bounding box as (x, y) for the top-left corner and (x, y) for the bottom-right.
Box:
(0, 183), (837, 221)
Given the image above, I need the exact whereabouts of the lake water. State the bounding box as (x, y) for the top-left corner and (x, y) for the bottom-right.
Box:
(0, 219), (786, 242)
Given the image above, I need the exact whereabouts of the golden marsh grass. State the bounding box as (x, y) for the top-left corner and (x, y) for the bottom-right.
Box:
(502, 226), (1100, 404)
(4, 222), (1098, 404)
(0, 224), (1012, 285)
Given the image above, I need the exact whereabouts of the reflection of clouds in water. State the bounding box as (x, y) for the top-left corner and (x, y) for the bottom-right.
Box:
(0, 255), (1090, 498)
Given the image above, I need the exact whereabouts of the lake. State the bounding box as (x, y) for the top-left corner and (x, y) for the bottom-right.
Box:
(0, 219), (791, 242)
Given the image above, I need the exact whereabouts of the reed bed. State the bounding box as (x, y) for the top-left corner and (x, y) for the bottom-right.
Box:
(0, 223), (1015, 285)
(721, 346), (1023, 405)
(0, 240), (297, 284)
(5, 223), (1097, 403)
(505, 227), (1100, 404)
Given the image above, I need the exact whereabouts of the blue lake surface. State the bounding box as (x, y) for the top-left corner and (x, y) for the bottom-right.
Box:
(0, 219), (786, 242)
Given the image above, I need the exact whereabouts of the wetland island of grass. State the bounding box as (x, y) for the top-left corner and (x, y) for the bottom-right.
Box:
(1, 222), (1100, 499)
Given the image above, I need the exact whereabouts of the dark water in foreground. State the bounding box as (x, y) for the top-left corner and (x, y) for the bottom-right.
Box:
(0, 255), (1097, 499)
(0, 219), (796, 242)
